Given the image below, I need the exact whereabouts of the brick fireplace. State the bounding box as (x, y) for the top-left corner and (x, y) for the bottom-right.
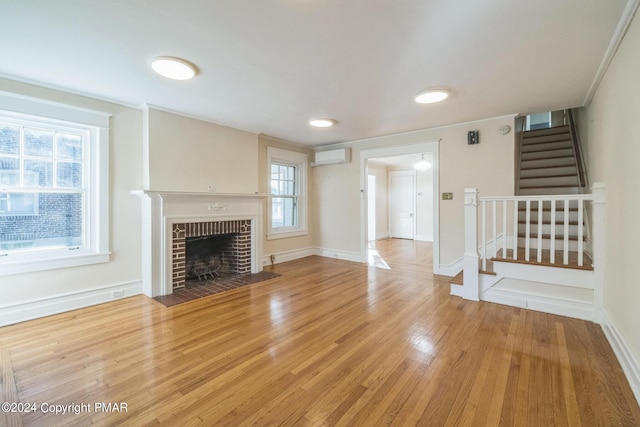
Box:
(134, 190), (265, 297)
(172, 219), (251, 289)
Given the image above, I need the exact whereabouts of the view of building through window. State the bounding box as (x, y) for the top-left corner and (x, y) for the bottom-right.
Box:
(270, 163), (298, 228)
(0, 120), (85, 252)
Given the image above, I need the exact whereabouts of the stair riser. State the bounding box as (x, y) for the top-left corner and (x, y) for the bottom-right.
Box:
(516, 237), (581, 251)
(520, 166), (577, 178)
(521, 140), (572, 152)
(520, 176), (579, 188)
(519, 187), (581, 196)
(521, 157), (575, 168)
(518, 211), (580, 223)
(521, 148), (574, 160)
(522, 125), (570, 137)
(518, 224), (582, 237)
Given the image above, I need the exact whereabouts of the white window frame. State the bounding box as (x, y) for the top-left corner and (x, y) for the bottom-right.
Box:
(0, 91), (110, 276)
(267, 147), (308, 240)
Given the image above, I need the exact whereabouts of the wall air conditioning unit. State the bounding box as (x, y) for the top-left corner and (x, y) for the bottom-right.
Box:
(311, 148), (351, 166)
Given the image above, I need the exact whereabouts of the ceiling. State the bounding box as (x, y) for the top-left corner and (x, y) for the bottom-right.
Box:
(0, 0), (629, 146)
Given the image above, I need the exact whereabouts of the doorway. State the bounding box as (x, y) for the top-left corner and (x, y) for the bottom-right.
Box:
(359, 141), (440, 274)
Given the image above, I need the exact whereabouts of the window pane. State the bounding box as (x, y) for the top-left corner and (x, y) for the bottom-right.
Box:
(271, 196), (297, 228)
(24, 128), (54, 157)
(0, 124), (20, 155)
(0, 192), (37, 215)
(0, 157), (20, 186)
(56, 133), (83, 161)
(0, 192), (83, 251)
(56, 162), (82, 188)
(24, 159), (53, 187)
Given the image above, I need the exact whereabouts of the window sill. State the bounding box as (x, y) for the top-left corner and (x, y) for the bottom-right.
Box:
(267, 228), (309, 240)
(0, 251), (110, 276)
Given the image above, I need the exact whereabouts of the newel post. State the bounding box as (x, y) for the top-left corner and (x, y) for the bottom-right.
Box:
(591, 183), (605, 323)
(463, 188), (480, 301)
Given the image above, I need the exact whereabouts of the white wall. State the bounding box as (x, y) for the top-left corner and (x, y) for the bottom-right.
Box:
(367, 162), (389, 239)
(313, 115), (515, 268)
(417, 156), (434, 241)
(0, 78), (143, 309)
(586, 9), (640, 384)
(145, 107), (258, 193)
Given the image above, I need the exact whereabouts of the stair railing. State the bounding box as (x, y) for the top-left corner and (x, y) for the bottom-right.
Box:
(566, 109), (588, 188)
(477, 194), (593, 270)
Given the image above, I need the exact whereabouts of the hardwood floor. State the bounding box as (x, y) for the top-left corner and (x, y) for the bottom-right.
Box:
(1, 238), (639, 426)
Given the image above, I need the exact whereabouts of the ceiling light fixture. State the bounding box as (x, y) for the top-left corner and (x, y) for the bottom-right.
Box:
(414, 153), (432, 171)
(415, 88), (450, 104)
(309, 118), (335, 128)
(151, 57), (197, 80)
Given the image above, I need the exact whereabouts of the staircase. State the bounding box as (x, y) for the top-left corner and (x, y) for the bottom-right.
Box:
(453, 112), (602, 321)
(518, 125), (583, 196)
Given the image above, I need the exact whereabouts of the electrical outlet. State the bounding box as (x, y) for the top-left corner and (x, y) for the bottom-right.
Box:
(442, 192), (454, 200)
(112, 290), (124, 299)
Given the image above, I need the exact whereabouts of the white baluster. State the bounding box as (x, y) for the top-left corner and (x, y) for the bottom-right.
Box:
(502, 200), (507, 259)
(482, 200), (487, 271)
(563, 199), (570, 265)
(525, 199), (531, 261)
(513, 200), (518, 260)
(492, 200), (497, 259)
(578, 199), (584, 266)
(550, 199), (556, 264)
(537, 199), (543, 263)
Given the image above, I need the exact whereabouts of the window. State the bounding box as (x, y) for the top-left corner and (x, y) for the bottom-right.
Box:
(267, 147), (307, 239)
(0, 92), (110, 276)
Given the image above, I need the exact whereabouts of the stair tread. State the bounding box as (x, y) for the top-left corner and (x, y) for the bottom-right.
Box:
(520, 164), (577, 170)
(521, 155), (575, 161)
(491, 248), (593, 271)
(517, 233), (583, 241)
(520, 174), (578, 179)
(519, 185), (581, 189)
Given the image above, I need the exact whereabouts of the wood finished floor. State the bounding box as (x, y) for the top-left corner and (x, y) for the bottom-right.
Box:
(1, 239), (639, 426)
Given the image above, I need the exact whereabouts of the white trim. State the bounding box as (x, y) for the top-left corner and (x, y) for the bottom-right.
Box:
(584, 0), (640, 106)
(360, 140), (440, 274)
(450, 283), (464, 297)
(0, 92), (111, 276)
(439, 257), (463, 277)
(600, 308), (640, 406)
(0, 280), (142, 326)
(267, 147), (309, 240)
(263, 247), (319, 266)
(481, 286), (595, 321)
(317, 247), (363, 263)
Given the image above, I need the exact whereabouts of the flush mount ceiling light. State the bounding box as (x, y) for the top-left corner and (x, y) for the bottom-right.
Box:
(309, 118), (335, 128)
(415, 88), (450, 104)
(151, 57), (197, 80)
(414, 153), (432, 171)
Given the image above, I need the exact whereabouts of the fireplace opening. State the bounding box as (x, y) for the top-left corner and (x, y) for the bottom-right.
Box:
(186, 233), (238, 281)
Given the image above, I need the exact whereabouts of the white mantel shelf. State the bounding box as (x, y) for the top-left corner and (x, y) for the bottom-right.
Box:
(131, 190), (269, 198)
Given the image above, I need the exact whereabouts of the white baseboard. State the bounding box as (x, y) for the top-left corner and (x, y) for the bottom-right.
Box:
(318, 247), (363, 263)
(439, 257), (463, 277)
(376, 232), (390, 240)
(415, 234), (433, 242)
(600, 309), (640, 406)
(450, 283), (463, 297)
(263, 247), (319, 266)
(0, 280), (143, 327)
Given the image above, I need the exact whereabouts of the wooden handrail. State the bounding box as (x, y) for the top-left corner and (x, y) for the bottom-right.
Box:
(566, 109), (587, 188)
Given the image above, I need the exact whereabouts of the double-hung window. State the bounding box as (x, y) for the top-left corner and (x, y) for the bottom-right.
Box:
(267, 147), (307, 239)
(0, 92), (110, 275)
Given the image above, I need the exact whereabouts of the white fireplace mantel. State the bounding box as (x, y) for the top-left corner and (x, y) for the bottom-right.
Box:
(132, 190), (267, 297)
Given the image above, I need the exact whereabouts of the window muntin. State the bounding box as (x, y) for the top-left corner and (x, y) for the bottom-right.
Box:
(270, 163), (298, 228)
(266, 147), (308, 240)
(0, 118), (88, 254)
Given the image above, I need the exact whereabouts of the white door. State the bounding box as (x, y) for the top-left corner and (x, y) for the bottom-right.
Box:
(389, 170), (416, 239)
